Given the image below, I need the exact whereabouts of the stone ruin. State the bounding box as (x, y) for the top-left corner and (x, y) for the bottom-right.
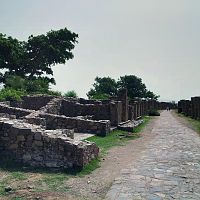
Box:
(0, 89), (167, 170)
(178, 96), (200, 119)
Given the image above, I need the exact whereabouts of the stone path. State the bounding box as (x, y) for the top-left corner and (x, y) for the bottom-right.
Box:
(106, 111), (200, 200)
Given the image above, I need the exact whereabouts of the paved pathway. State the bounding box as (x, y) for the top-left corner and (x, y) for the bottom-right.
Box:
(106, 111), (200, 200)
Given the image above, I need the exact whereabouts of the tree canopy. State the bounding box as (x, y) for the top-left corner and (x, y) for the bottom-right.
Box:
(87, 75), (159, 100)
(87, 77), (118, 99)
(0, 28), (78, 85)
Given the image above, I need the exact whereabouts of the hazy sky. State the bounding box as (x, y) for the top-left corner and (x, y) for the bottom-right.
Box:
(1, 0), (200, 101)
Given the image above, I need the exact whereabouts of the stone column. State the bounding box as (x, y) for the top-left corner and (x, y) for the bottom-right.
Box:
(118, 89), (128, 122)
(191, 97), (200, 119)
(110, 101), (122, 126)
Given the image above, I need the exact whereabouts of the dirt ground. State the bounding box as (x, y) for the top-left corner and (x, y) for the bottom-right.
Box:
(1, 116), (158, 200)
(65, 116), (158, 200)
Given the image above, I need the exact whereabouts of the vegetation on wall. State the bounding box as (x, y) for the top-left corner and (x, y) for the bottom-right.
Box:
(64, 90), (78, 98)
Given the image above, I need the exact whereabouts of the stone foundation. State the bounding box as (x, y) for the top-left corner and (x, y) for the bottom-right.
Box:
(0, 116), (99, 170)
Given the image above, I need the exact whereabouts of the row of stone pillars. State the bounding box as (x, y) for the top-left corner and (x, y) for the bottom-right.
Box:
(178, 96), (200, 120)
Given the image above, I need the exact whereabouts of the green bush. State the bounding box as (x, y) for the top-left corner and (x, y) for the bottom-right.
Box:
(64, 90), (78, 98)
(46, 90), (62, 96)
(90, 93), (110, 100)
(148, 109), (160, 116)
(0, 88), (27, 101)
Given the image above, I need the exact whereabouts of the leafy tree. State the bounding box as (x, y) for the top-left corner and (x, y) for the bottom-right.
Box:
(145, 90), (160, 100)
(25, 78), (50, 93)
(0, 28), (78, 85)
(5, 75), (26, 90)
(87, 76), (117, 99)
(87, 75), (159, 100)
(64, 90), (78, 98)
(4, 75), (61, 95)
(117, 75), (147, 99)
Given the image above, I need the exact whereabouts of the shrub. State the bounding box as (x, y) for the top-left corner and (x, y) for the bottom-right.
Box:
(90, 93), (110, 100)
(148, 109), (160, 116)
(46, 90), (62, 96)
(0, 88), (27, 101)
(64, 90), (78, 98)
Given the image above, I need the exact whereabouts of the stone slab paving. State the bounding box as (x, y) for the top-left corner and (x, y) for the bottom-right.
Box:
(106, 111), (200, 200)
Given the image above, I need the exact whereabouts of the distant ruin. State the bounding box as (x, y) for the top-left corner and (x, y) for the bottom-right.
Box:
(0, 89), (172, 170)
(178, 96), (200, 119)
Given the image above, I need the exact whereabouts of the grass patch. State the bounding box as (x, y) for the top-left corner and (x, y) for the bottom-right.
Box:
(78, 157), (101, 176)
(11, 197), (25, 200)
(10, 171), (27, 181)
(79, 116), (151, 175)
(0, 178), (8, 196)
(34, 172), (69, 192)
(177, 112), (200, 134)
(133, 116), (150, 133)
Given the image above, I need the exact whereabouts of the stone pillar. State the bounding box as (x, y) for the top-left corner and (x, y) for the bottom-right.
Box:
(141, 101), (144, 116)
(144, 100), (148, 115)
(178, 100), (183, 113)
(110, 101), (122, 126)
(137, 101), (141, 117)
(133, 102), (138, 120)
(191, 97), (200, 119)
(128, 105), (134, 120)
(118, 89), (128, 122)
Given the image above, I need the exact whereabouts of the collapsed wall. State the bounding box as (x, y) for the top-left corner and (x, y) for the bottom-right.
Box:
(0, 116), (99, 170)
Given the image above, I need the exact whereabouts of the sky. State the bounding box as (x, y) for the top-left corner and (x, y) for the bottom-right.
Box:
(0, 0), (200, 101)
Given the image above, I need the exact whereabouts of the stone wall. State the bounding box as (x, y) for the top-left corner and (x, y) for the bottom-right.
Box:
(61, 99), (122, 126)
(0, 104), (32, 118)
(191, 97), (200, 119)
(10, 95), (54, 110)
(0, 117), (99, 170)
(39, 113), (110, 136)
(61, 100), (110, 119)
(178, 96), (200, 120)
(128, 99), (165, 120)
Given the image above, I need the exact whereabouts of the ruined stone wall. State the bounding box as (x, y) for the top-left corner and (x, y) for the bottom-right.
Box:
(39, 113), (110, 136)
(61, 100), (110, 118)
(191, 97), (200, 119)
(10, 95), (54, 110)
(61, 99), (122, 126)
(178, 96), (200, 119)
(0, 117), (99, 170)
(0, 104), (32, 118)
(129, 99), (161, 119)
(181, 100), (191, 116)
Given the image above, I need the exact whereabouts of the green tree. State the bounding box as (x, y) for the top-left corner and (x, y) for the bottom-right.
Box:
(117, 75), (147, 99)
(145, 90), (160, 100)
(87, 76), (117, 99)
(87, 75), (159, 100)
(0, 28), (78, 85)
(64, 90), (78, 98)
(5, 75), (26, 90)
(4, 75), (61, 95)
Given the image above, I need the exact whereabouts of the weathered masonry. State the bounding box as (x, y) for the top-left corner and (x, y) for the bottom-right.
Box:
(0, 90), (168, 170)
(178, 96), (200, 119)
